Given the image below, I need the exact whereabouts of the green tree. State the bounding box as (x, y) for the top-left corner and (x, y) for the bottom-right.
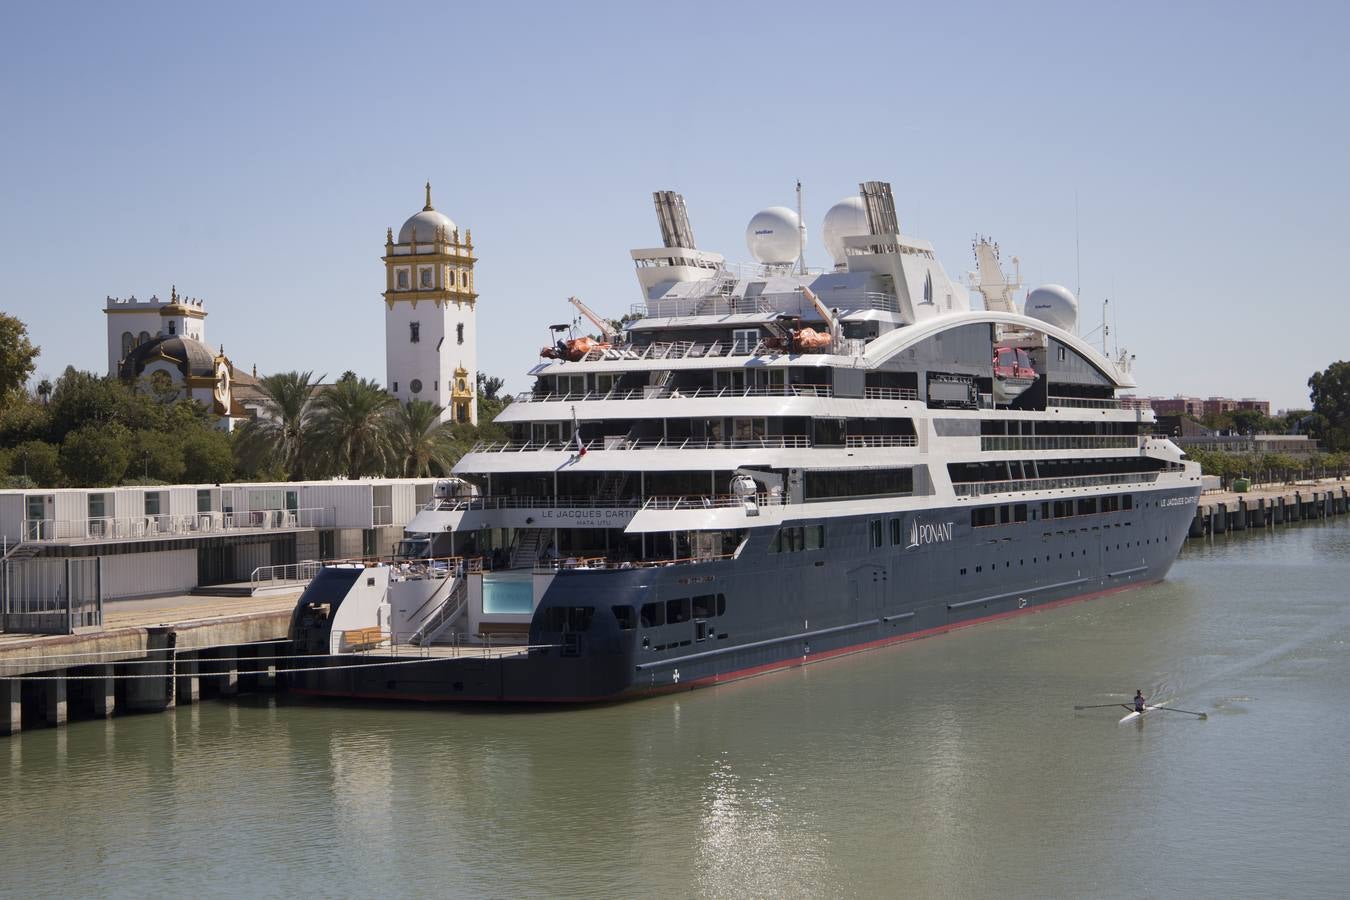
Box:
(0, 313), (39, 406)
(232, 370), (323, 480)
(311, 377), (395, 478)
(3, 439), (61, 487)
(390, 399), (457, 476)
(183, 428), (235, 483)
(130, 429), (187, 483)
(1308, 361), (1350, 452)
(0, 393), (50, 446)
(46, 367), (123, 441)
(61, 424), (132, 486)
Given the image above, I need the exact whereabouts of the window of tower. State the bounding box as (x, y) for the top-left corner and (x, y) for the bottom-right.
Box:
(410, 322), (420, 343)
(138, 331), (150, 345)
(461, 271), (468, 287)
(168, 321), (176, 335)
(396, 268), (409, 290)
(457, 323), (464, 344)
(410, 379), (423, 395)
(121, 332), (134, 357)
(420, 267), (433, 289)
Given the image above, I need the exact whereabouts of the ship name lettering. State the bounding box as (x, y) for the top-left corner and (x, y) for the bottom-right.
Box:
(907, 519), (954, 549)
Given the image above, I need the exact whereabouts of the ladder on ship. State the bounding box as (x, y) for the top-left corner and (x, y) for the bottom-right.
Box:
(595, 471), (630, 504)
(407, 576), (469, 646)
(510, 528), (549, 569)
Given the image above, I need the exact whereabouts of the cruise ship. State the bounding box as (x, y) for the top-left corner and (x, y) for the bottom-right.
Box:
(288, 181), (1202, 702)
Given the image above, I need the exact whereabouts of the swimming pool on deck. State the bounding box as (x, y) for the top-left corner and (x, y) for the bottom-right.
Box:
(482, 573), (533, 615)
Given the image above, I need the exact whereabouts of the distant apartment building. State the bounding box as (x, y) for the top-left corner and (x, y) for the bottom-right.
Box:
(1141, 395), (1269, 418)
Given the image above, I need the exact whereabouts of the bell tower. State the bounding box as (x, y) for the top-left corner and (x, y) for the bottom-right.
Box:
(383, 183), (478, 424)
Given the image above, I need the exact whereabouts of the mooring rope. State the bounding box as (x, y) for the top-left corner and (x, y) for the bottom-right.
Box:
(0, 637), (290, 666)
(0, 655), (470, 680)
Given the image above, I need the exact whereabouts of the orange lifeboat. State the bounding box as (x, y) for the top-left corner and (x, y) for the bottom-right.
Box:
(564, 336), (611, 361)
(792, 328), (832, 352)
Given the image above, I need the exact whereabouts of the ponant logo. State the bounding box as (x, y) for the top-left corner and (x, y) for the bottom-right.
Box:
(907, 518), (954, 549)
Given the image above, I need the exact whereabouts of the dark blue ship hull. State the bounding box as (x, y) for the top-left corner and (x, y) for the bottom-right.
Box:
(288, 485), (1199, 703)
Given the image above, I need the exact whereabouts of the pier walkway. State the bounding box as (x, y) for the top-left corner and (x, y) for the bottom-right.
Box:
(1189, 478), (1350, 538)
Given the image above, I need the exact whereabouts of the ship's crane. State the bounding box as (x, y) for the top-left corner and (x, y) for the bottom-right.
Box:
(568, 295), (616, 343)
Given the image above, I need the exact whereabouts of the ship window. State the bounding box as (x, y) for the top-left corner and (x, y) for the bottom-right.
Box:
(731, 328), (759, 353)
(1124, 495), (1134, 510)
(889, 518), (902, 545)
(870, 520), (883, 548)
(805, 524), (824, 550)
(640, 602), (665, 628)
(1077, 498), (1098, 515)
(971, 507), (997, 528)
(692, 594), (716, 618)
(666, 597), (691, 624)
(612, 605), (635, 630)
(1000, 505), (1011, 524)
(717, 593), (727, 616)
(1014, 504), (1028, 523)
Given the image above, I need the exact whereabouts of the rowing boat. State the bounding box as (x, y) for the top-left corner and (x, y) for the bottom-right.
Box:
(1119, 703), (1163, 724)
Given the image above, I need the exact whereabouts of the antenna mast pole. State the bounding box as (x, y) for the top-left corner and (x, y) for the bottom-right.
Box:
(796, 180), (806, 275)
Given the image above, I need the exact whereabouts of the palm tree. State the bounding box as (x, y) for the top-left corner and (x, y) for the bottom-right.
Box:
(390, 399), (458, 476)
(233, 370), (323, 480)
(311, 377), (396, 478)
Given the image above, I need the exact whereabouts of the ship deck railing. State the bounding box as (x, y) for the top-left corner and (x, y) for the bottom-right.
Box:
(640, 492), (789, 511)
(533, 552), (735, 573)
(979, 435), (1144, 452)
(466, 433), (919, 455)
(953, 471), (1162, 498)
(1049, 396), (1153, 411)
(318, 555), (484, 581)
(422, 495), (646, 512)
(629, 290), (899, 319)
(514, 383), (837, 403)
(468, 435), (816, 453)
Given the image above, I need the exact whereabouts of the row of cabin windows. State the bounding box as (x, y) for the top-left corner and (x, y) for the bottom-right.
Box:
(639, 594), (728, 628)
(971, 494), (1135, 528)
(957, 529), (1170, 576)
(409, 322), (464, 344)
(768, 525), (825, 553)
(804, 468), (913, 501)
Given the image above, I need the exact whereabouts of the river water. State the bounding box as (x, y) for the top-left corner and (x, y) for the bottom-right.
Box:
(4, 520), (1350, 899)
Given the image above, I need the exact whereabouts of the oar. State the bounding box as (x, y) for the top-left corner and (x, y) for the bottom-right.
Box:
(1074, 703), (1134, 710)
(1155, 706), (1208, 719)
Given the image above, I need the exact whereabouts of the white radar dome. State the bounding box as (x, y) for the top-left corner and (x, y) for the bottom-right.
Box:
(745, 206), (803, 266)
(821, 196), (868, 265)
(1025, 284), (1079, 332)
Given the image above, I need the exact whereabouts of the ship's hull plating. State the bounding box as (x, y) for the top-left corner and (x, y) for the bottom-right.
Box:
(288, 485), (1199, 703)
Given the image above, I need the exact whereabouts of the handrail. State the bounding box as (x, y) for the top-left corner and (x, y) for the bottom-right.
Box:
(979, 435), (1143, 452)
(534, 552), (733, 572)
(862, 387), (920, 401)
(953, 471), (1164, 497)
(640, 492), (788, 511)
(468, 435), (814, 453)
(1049, 396), (1151, 411)
(250, 560), (321, 590)
(514, 383), (836, 403)
(19, 507), (330, 543)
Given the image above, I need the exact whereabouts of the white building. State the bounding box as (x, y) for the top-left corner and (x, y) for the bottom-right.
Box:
(1, 478), (441, 601)
(105, 287), (243, 430)
(383, 183), (478, 424)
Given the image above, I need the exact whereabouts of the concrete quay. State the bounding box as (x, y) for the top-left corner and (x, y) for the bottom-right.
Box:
(0, 591), (298, 735)
(1188, 479), (1350, 538)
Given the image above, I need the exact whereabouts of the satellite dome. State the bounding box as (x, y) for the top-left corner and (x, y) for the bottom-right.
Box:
(397, 183), (456, 243)
(821, 197), (868, 265)
(745, 206), (803, 266)
(1025, 284), (1079, 332)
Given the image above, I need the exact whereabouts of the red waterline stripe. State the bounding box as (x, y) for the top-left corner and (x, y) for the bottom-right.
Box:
(290, 577), (1160, 704)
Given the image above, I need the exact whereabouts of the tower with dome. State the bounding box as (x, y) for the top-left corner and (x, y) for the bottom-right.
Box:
(383, 183), (478, 425)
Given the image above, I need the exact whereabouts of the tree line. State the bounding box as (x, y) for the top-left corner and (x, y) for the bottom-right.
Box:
(0, 312), (508, 488)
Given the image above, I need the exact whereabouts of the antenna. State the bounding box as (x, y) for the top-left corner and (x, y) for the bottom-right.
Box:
(796, 180), (806, 275)
(1074, 191), (1082, 300)
(1101, 298), (1110, 355)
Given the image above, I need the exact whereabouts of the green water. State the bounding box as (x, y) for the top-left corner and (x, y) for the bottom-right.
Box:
(4, 521), (1350, 899)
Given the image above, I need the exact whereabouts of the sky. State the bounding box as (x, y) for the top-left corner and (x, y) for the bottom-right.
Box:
(2, 1), (1347, 412)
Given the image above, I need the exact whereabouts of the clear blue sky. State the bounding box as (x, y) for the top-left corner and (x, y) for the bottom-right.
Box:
(3, 1), (1346, 411)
